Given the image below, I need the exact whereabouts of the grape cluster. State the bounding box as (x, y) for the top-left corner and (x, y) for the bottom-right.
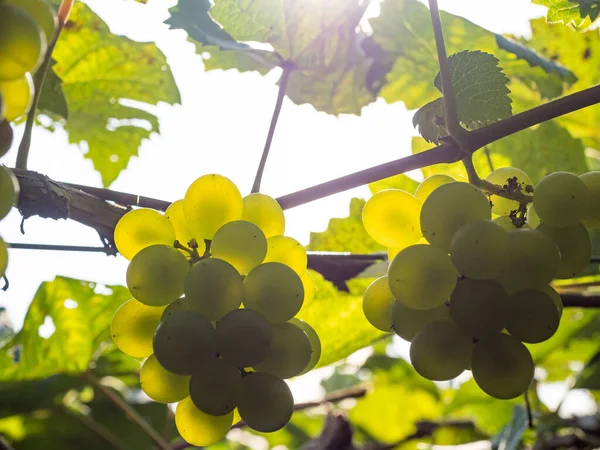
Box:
(111, 174), (320, 446)
(362, 169), (600, 400)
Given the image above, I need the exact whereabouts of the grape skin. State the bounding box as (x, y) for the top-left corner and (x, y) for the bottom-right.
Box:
(114, 209), (176, 261)
(299, 271), (315, 310)
(485, 167), (532, 216)
(363, 276), (396, 332)
(140, 354), (190, 403)
(580, 171), (600, 227)
(450, 220), (510, 280)
(0, 237), (7, 277)
(0, 166), (18, 220)
(289, 318), (321, 374)
(526, 204), (541, 228)
(0, 121), (13, 158)
(471, 334), (534, 400)
(165, 200), (201, 253)
(0, 74), (33, 121)
(238, 372), (294, 433)
(263, 235), (307, 276)
(533, 172), (589, 228)
(388, 244), (457, 310)
(492, 216), (530, 231)
(5, 0), (56, 44)
(537, 222), (591, 279)
(111, 298), (166, 358)
(409, 319), (473, 381)
(506, 288), (560, 343)
(415, 174), (455, 203)
(420, 182), (491, 252)
(392, 301), (450, 342)
(211, 220), (267, 275)
(189, 357), (243, 416)
(540, 285), (563, 318)
(362, 189), (422, 249)
(241, 193), (285, 238)
(175, 397), (233, 446)
(126, 245), (189, 306)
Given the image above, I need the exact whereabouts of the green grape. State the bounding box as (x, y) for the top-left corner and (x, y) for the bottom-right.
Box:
(537, 222), (591, 279)
(0, 166), (18, 220)
(0, 120), (13, 157)
(526, 204), (541, 228)
(241, 193), (285, 238)
(450, 220), (510, 280)
(299, 270), (315, 310)
(540, 285), (563, 318)
(238, 372), (293, 433)
(391, 301), (449, 342)
(492, 215), (530, 231)
(533, 172), (589, 228)
(140, 354), (190, 403)
(495, 229), (560, 294)
(114, 208), (176, 261)
(420, 182), (491, 252)
(161, 297), (189, 319)
(189, 357), (243, 415)
(184, 258), (244, 321)
(289, 318), (321, 374)
(415, 174), (455, 203)
(388, 244), (457, 310)
(0, 5), (45, 80)
(232, 408), (242, 425)
(580, 171), (600, 228)
(409, 319), (473, 381)
(471, 334), (534, 399)
(0, 74), (33, 121)
(126, 245), (189, 306)
(111, 298), (166, 358)
(211, 220), (267, 275)
(216, 309), (273, 368)
(165, 200), (201, 252)
(243, 262), (304, 323)
(253, 322), (312, 379)
(175, 397), (233, 446)
(362, 189), (422, 248)
(5, 0), (57, 44)
(387, 237), (428, 260)
(449, 279), (510, 338)
(153, 311), (217, 375)
(506, 289), (560, 343)
(486, 167), (533, 215)
(362, 276), (395, 331)
(183, 174), (242, 240)
(0, 237), (8, 277)
(263, 235), (307, 275)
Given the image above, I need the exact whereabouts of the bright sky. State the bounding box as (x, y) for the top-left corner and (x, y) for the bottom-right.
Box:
(0, 0), (595, 424)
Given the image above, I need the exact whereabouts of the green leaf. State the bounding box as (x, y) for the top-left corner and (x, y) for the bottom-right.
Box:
(533, 0), (600, 25)
(491, 406), (528, 450)
(44, 2), (181, 186)
(412, 98), (447, 144)
(0, 277), (130, 381)
(37, 60), (68, 121)
(575, 350), (600, 389)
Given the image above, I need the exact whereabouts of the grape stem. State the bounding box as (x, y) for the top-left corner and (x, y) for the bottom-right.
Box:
(524, 389), (535, 429)
(15, 0), (75, 170)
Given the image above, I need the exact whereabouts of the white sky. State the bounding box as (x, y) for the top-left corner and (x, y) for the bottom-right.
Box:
(1, 0), (595, 418)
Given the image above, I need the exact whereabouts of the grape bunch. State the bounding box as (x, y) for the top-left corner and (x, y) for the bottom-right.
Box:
(111, 174), (320, 446)
(362, 168), (600, 400)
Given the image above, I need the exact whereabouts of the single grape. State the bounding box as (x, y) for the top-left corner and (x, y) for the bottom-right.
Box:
(449, 279), (510, 339)
(540, 285), (563, 318)
(409, 319), (473, 381)
(362, 189), (422, 248)
(0, 74), (33, 121)
(289, 318), (321, 374)
(0, 120), (13, 158)
(111, 298), (166, 358)
(537, 222), (591, 278)
(262, 235), (307, 275)
(253, 322), (312, 379)
(5, 0), (57, 44)
(161, 297), (189, 319)
(165, 200), (201, 253)
(387, 237), (428, 260)
(362, 276), (395, 331)
(238, 372), (293, 433)
(183, 174), (242, 240)
(175, 397), (233, 446)
(183, 258), (244, 321)
(392, 301), (450, 342)
(492, 215), (530, 231)
(415, 174), (455, 203)
(533, 172), (589, 228)
(0, 166), (19, 220)
(420, 182), (491, 252)
(471, 334), (534, 399)
(494, 229), (560, 294)
(216, 309), (273, 368)
(506, 289), (561, 343)
(140, 354), (190, 403)
(153, 311), (217, 375)
(211, 221), (267, 274)
(0, 5), (45, 80)
(450, 220), (510, 280)
(486, 167), (533, 215)
(243, 262), (304, 323)
(0, 237), (8, 277)
(388, 244), (457, 310)
(579, 172), (600, 228)
(300, 270), (315, 310)
(126, 245), (189, 306)
(526, 204), (541, 228)
(189, 357), (243, 416)
(241, 193), (285, 238)
(114, 209), (176, 261)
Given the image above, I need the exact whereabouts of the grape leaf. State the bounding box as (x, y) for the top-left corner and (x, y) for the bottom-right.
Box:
(533, 0), (600, 25)
(491, 406), (528, 450)
(37, 60), (68, 121)
(42, 3), (181, 186)
(575, 350), (600, 389)
(412, 98), (447, 144)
